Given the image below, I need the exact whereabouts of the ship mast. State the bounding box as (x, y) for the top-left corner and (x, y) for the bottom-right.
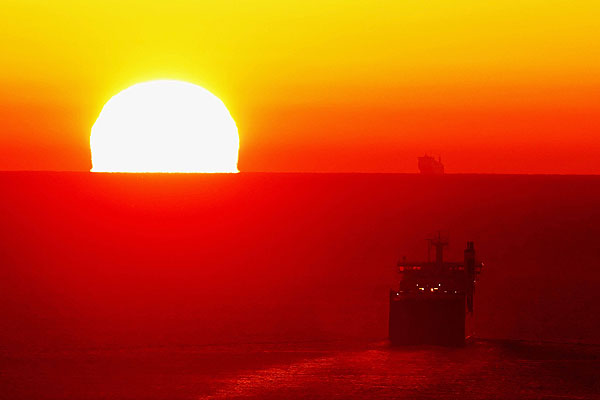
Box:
(427, 231), (448, 270)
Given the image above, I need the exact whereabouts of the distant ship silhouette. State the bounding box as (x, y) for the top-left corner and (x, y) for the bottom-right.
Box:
(418, 155), (444, 174)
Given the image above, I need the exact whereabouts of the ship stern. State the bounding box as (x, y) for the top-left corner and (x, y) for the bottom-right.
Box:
(389, 291), (466, 346)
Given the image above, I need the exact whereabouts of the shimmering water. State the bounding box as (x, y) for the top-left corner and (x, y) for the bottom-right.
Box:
(2, 340), (599, 399)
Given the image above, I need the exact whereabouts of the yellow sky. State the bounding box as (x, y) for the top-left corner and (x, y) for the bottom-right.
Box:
(1, 0), (599, 172)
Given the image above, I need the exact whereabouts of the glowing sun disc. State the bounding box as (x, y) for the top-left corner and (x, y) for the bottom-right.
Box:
(90, 80), (239, 172)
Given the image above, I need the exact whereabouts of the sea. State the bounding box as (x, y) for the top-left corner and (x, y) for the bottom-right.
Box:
(1, 172), (600, 399)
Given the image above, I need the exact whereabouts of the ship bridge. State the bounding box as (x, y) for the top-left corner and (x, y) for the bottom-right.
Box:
(395, 234), (483, 312)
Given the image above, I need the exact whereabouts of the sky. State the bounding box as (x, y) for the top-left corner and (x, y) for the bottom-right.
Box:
(0, 0), (599, 173)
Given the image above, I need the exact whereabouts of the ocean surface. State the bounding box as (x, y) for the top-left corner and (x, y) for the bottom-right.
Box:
(2, 340), (600, 399)
(1, 172), (600, 398)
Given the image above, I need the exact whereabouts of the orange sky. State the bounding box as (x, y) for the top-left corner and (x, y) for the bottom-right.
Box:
(1, 0), (599, 173)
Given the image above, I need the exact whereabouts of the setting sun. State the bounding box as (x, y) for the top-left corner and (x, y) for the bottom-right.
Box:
(90, 80), (239, 173)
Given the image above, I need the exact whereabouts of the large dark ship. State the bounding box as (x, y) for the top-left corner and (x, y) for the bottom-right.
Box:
(418, 155), (444, 174)
(389, 233), (483, 346)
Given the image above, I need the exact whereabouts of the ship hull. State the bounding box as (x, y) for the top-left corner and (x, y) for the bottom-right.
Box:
(389, 291), (466, 346)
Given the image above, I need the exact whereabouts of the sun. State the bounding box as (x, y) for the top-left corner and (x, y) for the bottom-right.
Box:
(90, 80), (239, 173)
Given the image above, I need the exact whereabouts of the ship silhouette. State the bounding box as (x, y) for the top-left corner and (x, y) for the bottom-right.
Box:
(389, 233), (483, 346)
(418, 155), (444, 174)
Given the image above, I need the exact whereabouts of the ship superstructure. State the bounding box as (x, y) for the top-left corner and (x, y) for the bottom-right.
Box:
(389, 233), (483, 346)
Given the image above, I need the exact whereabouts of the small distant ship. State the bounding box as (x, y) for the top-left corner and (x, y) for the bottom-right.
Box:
(418, 155), (444, 174)
(389, 233), (483, 346)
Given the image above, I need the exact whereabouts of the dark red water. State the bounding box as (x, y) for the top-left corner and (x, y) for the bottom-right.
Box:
(1, 172), (599, 398)
(2, 340), (599, 399)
